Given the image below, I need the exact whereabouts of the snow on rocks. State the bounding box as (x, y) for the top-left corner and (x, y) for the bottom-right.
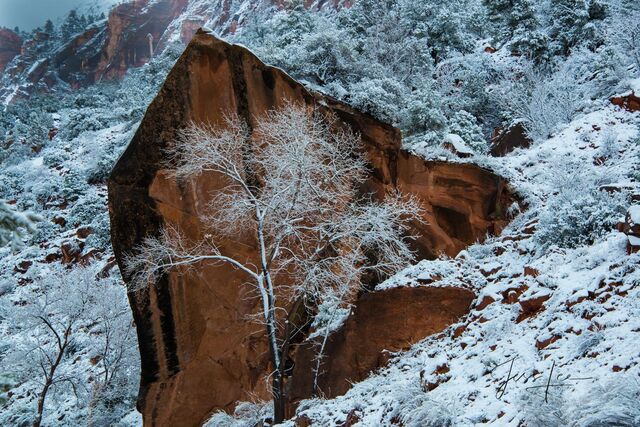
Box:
(442, 133), (474, 158)
(624, 205), (640, 253)
(288, 105), (640, 426)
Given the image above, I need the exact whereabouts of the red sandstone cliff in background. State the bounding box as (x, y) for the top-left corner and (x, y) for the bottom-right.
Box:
(0, 0), (190, 102)
(0, 0), (354, 104)
(0, 28), (22, 74)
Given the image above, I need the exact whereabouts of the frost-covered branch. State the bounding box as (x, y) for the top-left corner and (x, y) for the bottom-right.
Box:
(125, 105), (420, 423)
(0, 200), (42, 250)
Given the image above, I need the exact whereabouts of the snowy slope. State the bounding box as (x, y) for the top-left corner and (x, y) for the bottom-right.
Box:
(2, 0), (640, 426)
(286, 105), (640, 427)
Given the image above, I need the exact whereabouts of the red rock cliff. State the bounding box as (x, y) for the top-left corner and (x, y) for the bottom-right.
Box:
(109, 31), (517, 426)
(0, 28), (22, 73)
(1, 0), (189, 102)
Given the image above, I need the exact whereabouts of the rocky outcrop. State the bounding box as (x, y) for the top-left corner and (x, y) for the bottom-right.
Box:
(1, 0), (189, 103)
(396, 154), (513, 258)
(0, 28), (22, 73)
(489, 123), (532, 157)
(54, 0), (189, 84)
(611, 92), (640, 113)
(53, 26), (107, 88)
(288, 286), (475, 406)
(623, 206), (640, 254)
(109, 32), (518, 426)
(96, 0), (189, 81)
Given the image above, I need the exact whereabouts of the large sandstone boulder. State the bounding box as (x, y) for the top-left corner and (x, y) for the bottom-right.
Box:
(288, 286), (475, 406)
(109, 31), (517, 426)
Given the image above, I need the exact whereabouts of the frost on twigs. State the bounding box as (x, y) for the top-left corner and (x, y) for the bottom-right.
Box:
(124, 104), (421, 423)
(0, 200), (42, 250)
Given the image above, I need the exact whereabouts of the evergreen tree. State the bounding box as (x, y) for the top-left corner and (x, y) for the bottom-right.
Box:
(61, 10), (84, 40)
(43, 19), (54, 35)
(483, 0), (547, 59)
(0, 200), (41, 250)
(549, 0), (589, 55)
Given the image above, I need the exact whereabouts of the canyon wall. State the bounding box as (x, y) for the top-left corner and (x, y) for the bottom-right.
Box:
(109, 31), (517, 426)
(0, 28), (22, 73)
(1, 0), (189, 102)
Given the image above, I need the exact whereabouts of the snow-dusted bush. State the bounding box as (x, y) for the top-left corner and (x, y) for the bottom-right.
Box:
(349, 77), (407, 124)
(569, 378), (640, 426)
(547, 0), (606, 56)
(400, 392), (461, 427)
(535, 163), (628, 249)
(483, 0), (549, 60)
(402, 80), (447, 143)
(447, 110), (488, 154)
(436, 53), (504, 130)
(0, 200), (41, 250)
(518, 378), (640, 427)
(501, 62), (587, 141)
(204, 401), (272, 427)
(517, 386), (568, 427)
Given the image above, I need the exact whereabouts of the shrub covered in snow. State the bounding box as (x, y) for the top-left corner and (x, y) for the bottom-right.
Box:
(535, 162), (629, 249)
(0, 200), (41, 250)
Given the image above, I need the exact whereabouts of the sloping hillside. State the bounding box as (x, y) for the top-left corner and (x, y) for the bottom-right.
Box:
(1, 1), (639, 426)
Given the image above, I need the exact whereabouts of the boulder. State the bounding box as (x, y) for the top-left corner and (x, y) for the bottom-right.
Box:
(489, 123), (532, 157)
(611, 92), (640, 113)
(624, 205), (640, 254)
(109, 32), (517, 426)
(288, 286), (475, 406)
(441, 133), (473, 158)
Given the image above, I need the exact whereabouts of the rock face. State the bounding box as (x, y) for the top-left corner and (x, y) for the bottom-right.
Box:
(96, 0), (189, 81)
(109, 32), (517, 426)
(611, 92), (640, 113)
(396, 153), (513, 258)
(1, 0), (189, 103)
(288, 286), (475, 406)
(489, 123), (532, 157)
(0, 28), (22, 73)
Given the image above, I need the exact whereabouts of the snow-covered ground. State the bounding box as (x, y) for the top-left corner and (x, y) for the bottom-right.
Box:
(286, 104), (640, 427)
(2, 0), (640, 425)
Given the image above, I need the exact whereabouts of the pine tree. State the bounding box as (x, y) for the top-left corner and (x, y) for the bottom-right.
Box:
(0, 200), (41, 250)
(549, 0), (591, 55)
(61, 10), (83, 40)
(483, 0), (545, 59)
(44, 19), (54, 35)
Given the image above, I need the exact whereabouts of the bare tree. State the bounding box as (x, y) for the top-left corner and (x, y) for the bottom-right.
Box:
(2, 267), (96, 427)
(0, 265), (138, 427)
(87, 282), (139, 427)
(125, 105), (421, 423)
(500, 61), (585, 141)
